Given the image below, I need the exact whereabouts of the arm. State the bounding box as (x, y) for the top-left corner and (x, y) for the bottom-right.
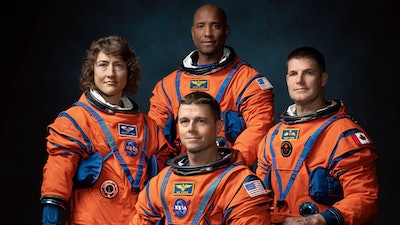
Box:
(233, 87), (274, 166)
(328, 146), (379, 225)
(130, 177), (163, 225)
(256, 132), (272, 187)
(41, 107), (95, 224)
(148, 79), (173, 131)
(226, 174), (272, 225)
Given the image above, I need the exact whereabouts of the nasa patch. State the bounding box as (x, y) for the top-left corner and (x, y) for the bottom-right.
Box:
(125, 140), (139, 157)
(173, 198), (190, 218)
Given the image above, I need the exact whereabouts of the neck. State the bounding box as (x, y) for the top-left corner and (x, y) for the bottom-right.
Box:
(187, 147), (221, 166)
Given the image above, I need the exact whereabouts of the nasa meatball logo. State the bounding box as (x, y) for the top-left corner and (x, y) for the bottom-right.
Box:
(173, 198), (191, 218)
(125, 140), (139, 157)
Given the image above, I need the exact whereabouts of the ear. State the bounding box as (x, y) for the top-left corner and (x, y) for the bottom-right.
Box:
(321, 72), (328, 88)
(225, 26), (230, 39)
(216, 119), (223, 133)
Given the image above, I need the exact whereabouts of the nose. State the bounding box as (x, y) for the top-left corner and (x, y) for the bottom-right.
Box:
(294, 74), (305, 83)
(204, 25), (212, 36)
(187, 121), (196, 132)
(106, 65), (116, 75)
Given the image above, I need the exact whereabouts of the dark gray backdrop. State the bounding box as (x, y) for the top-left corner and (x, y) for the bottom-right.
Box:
(3, 0), (397, 224)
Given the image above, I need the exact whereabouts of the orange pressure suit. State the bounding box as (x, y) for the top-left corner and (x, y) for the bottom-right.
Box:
(41, 90), (173, 225)
(130, 148), (272, 225)
(256, 99), (379, 225)
(148, 46), (274, 167)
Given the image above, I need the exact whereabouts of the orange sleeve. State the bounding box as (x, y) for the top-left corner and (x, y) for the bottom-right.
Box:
(148, 77), (174, 131)
(233, 87), (274, 166)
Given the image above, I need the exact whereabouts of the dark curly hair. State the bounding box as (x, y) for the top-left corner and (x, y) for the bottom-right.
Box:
(79, 35), (141, 95)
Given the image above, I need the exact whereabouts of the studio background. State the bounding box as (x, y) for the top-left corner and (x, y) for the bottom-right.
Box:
(3, 0), (397, 224)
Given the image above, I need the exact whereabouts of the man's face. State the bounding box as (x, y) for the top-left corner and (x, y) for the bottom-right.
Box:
(191, 6), (229, 60)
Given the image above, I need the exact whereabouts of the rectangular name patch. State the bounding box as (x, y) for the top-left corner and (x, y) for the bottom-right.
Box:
(189, 79), (209, 90)
(281, 129), (299, 140)
(118, 123), (138, 137)
(173, 182), (194, 195)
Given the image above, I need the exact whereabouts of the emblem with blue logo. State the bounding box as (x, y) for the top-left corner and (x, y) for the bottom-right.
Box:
(173, 198), (190, 218)
(125, 140), (139, 157)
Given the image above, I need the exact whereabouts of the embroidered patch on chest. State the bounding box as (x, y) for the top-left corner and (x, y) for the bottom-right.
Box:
(281, 141), (292, 157)
(281, 129), (299, 140)
(125, 140), (139, 157)
(189, 79), (209, 90)
(173, 182), (194, 195)
(173, 198), (190, 218)
(100, 179), (119, 199)
(118, 123), (137, 137)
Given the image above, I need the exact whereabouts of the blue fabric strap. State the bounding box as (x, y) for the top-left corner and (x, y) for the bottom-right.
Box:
(175, 62), (242, 103)
(270, 114), (350, 204)
(74, 101), (148, 191)
(191, 163), (237, 225)
(160, 168), (174, 224)
(160, 164), (238, 224)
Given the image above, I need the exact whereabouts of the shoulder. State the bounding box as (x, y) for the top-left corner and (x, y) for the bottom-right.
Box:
(162, 69), (180, 81)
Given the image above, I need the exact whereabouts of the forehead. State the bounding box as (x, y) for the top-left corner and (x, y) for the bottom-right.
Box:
(193, 6), (221, 23)
(287, 57), (318, 70)
(96, 51), (122, 62)
(178, 104), (212, 117)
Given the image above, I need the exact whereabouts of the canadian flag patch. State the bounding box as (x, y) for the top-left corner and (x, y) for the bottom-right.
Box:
(351, 132), (371, 145)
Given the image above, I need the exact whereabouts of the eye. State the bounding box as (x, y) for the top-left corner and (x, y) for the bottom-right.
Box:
(114, 63), (126, 71)
(98, 62), (107, 68)
(196, 24), (204, 29)
(179, 119), (189, 125)
(212, 24), (221, 29)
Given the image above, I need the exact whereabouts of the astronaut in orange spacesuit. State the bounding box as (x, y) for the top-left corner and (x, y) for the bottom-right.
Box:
(256, 46), (379, 225)
(40, 35), (173, 225)
(148, 4), (274, 167)
(131, 91), (272, 225)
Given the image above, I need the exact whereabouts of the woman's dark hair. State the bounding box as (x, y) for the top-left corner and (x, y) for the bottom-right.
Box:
(79, 35), (141, 95)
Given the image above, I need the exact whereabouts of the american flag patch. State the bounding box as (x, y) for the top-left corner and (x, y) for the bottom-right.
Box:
(256, 77), (273, 90)
(244, 180), (266, 197)
(351, 132), (371, 145)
